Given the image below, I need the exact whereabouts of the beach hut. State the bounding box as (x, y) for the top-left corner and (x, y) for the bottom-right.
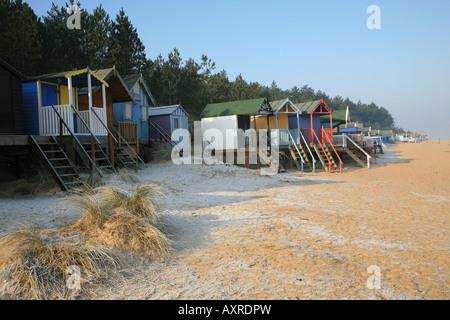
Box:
(148, 104), (189, 145)
(296, 99), (342, 173)
(0, 58), (25, 135)
(0, 58), (27, 179)
(113, 74), (156, 146)
(200, 98), (273, 150)
(251, 98), (316, 172)
(20, 67), (141, 191)
(22, 67), (113, 137)
(77, 67), (147, 163)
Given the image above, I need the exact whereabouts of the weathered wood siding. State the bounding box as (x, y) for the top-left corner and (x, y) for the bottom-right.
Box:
(0, 64), (24, 134)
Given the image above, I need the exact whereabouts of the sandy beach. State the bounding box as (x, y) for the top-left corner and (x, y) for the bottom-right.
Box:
(0, 140), (448, 300)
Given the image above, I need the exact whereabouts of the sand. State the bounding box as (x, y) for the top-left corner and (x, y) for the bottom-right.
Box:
(0, 140), (448, 300)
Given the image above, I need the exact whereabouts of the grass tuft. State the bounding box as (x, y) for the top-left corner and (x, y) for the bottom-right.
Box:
(0, 224), (120, 300)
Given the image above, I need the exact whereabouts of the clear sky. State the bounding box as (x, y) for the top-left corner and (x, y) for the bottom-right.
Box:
(27, 0), (450, 138)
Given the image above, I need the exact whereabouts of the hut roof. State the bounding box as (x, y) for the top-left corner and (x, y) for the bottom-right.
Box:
(25, 67), (109, 88)
(121, 74), (156, 106)
(296, 100), (323, 114)
(201, 98), (273, 118)
(149, 104), (188, 117)
(0, 58), (26, 79)
(270, 98), (301, 114)
(78, 67), (136, 104)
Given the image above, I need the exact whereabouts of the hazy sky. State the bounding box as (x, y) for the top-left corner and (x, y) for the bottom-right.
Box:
(27, 0), (450, 138)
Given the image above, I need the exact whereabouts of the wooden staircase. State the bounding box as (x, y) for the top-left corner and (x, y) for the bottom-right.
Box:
(288, 145), (302, 171)
(345, 145), (367, 168)
(29, 136), (81, 191)
(114, 145), (140, 168)
(311, 143), (339, 172)
(78, 138), (116, 174)
(289, 144), (314, 172)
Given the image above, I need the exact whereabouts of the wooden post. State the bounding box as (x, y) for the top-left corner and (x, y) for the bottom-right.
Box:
(103, 83), (114, 167)
(245, 148), (249, 169)
(68, 76), (73, 107)
(102, 84), (106, 110)
(109, 135), (114, 167)
(59, 118), (63, 146)
(91, 135), (95, 163)
(87, 68), (92, 111)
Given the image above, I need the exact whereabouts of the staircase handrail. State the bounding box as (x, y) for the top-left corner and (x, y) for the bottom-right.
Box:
(286, 129), (305, 172)
(298, 129), (316, 173)
(311, 130), (332, 173)
(321, 130), (343, 174)
(51, 105), (102, 175)
(112, 125), (146, 165)
(91, 108), (144, 166)
(150, 122), (182, 153)
(343, 134), (371, 168)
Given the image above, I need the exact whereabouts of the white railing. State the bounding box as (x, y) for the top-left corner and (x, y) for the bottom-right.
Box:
(77, 110), (90, 135)
(276, 129), (316, 173)
(76, 108), (107, 136)
(39, 104), (73, 136)
(278, 129), (301, 146)
(287, 130), (305, 171)
(90, 107), (108, 136)
(40, 105), (107, 137)
(279, 129), (290, 146)
(298, 130), (316, 173)
(333, 134), (347, 147)
(343, 134), (371, 168)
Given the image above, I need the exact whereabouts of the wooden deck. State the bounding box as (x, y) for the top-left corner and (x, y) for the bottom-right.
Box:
(0, 135), (31, 146)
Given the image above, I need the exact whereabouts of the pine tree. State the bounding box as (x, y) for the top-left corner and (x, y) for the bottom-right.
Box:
(40, 1), (86, 73)
(83, 4), (112, 69)
(108, 8), (146, 74)
(0, 0), (42, 75)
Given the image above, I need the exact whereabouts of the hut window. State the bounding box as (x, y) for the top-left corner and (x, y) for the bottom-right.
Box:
(142, 106), (147, 120)
(125, 103), (132, 119)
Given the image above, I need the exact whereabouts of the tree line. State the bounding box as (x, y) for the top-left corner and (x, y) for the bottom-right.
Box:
(0, 0), (396, 130)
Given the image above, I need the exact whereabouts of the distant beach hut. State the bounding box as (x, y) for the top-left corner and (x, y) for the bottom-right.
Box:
(148, 104), (189, 145)
(296, 99), (343, 173)
(200, 97), (273, 151)
(251, 98), (316, 172)
(113, 73), (156, 146)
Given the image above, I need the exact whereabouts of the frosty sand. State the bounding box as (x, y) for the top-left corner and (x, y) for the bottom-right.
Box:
(0, 140), (448, 299)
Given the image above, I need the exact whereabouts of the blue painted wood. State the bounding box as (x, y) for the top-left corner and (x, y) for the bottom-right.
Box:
(41, 83), (58, 106)
(22, 81), (39, 135)
(113, 75), (152, 142)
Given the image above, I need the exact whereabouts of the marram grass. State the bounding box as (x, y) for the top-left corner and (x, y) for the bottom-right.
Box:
(0, 224), (120, 300)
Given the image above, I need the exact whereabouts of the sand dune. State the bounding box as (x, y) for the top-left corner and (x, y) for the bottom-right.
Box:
(0, 140), (448, 299)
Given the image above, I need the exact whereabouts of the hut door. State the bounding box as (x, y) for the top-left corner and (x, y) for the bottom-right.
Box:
(288, 116), (298, 130)
(41, 83), (58, 107)
(174, 118), (179, 130)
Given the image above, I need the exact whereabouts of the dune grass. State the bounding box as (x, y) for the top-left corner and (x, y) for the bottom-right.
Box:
(64, 183), (171, 257)
(96, 184), (165, 224)
(0, 224), (120, 300)
(0, 183), (171, 300)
